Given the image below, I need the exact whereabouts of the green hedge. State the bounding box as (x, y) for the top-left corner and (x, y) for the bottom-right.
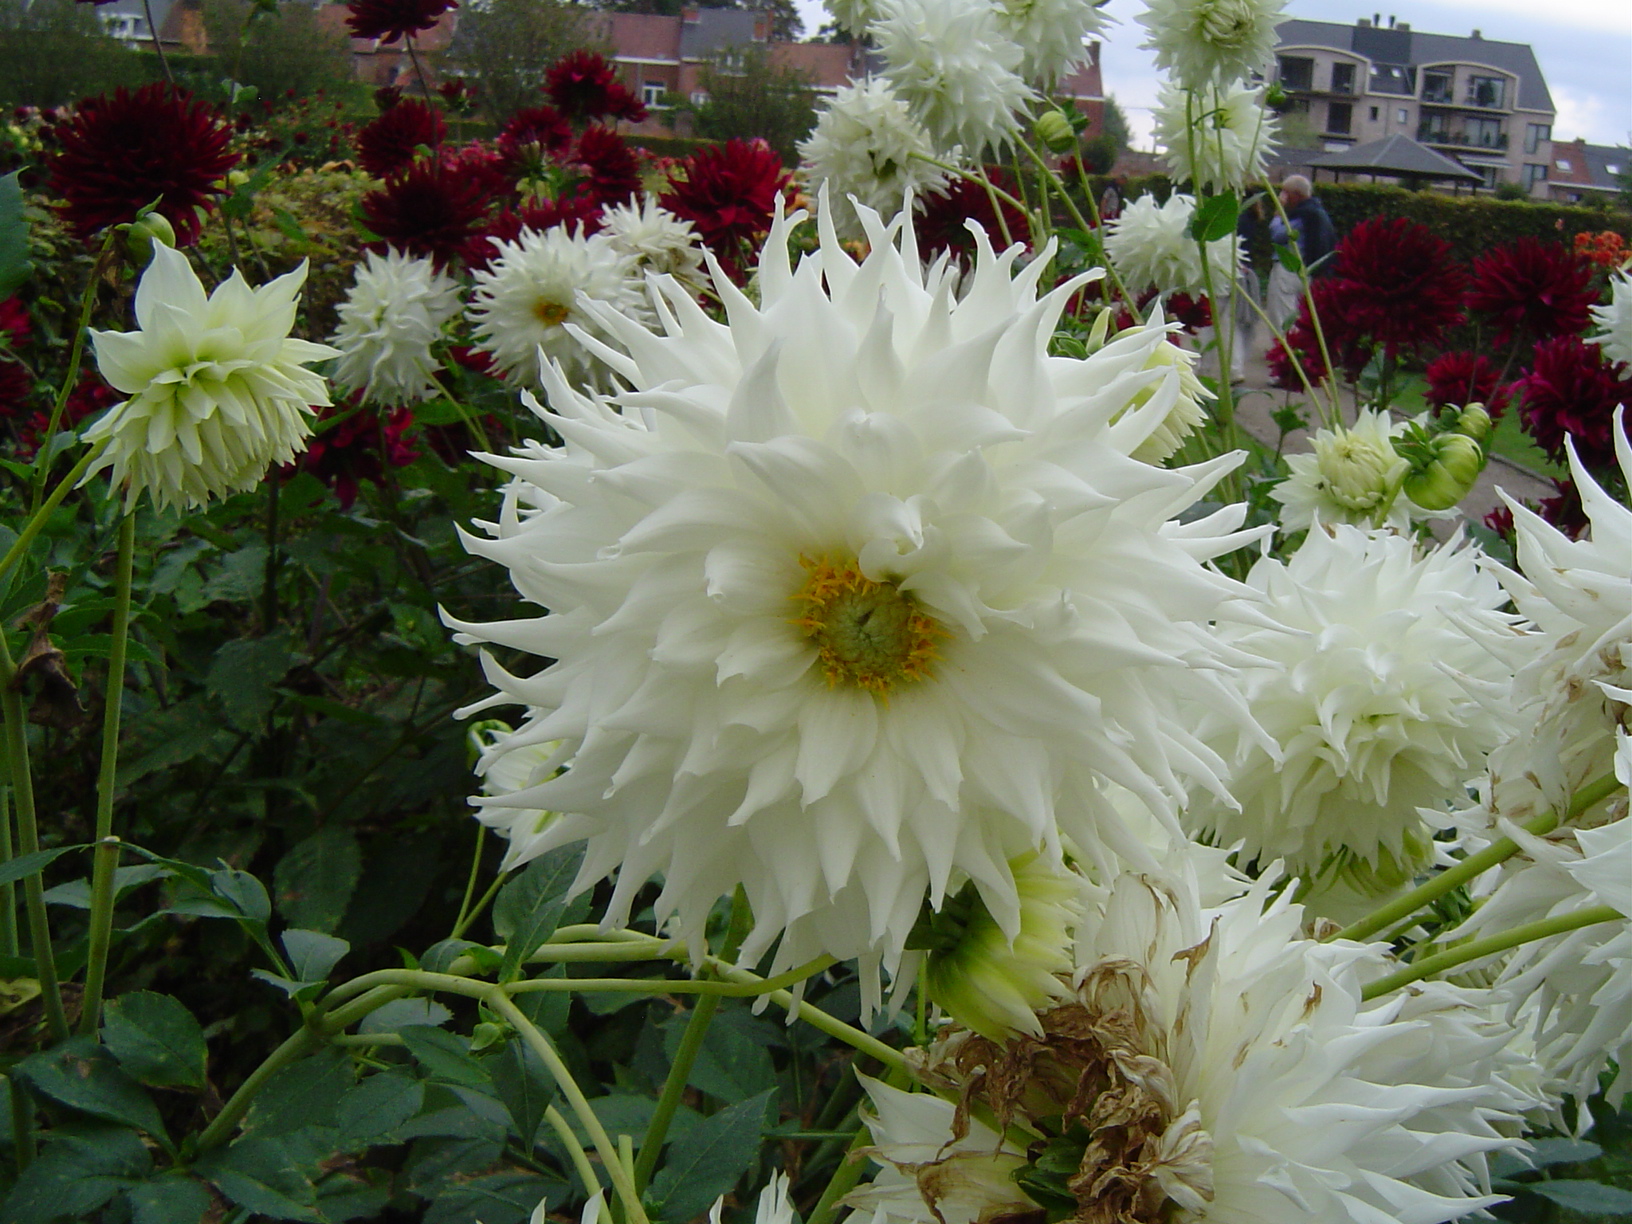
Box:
(626, 134), (716, 161)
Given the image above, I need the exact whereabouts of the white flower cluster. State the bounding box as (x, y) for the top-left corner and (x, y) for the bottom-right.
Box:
(1103, 192), (1241, 295)
(1137, 0), (1288, 90)
(330, 248), (463, 406)
(1152, 77), (1279, 192)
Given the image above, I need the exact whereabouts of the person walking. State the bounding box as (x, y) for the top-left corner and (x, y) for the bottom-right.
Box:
(1265, 174), (1336, 328)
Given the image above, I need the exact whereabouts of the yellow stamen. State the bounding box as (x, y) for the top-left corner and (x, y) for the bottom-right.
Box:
(790, 555), (945, 697)
(534, 299), (571, 327)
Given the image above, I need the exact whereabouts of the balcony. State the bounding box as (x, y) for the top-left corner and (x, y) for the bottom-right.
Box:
(1422, 85), (1454, 104)
(1417, 124), (1509, 151)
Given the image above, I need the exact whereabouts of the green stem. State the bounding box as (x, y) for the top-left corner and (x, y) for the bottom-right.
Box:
(451, 825), (488, 940)
(0, 783), (16, 958)
(1265, 187), (1342, 428)
(546, 1102), (604, 1200)
(196, 1027), (322, 1150)
(1, 448), (103, 590)
(30, 242), (112, 515)
(973, 166), (1016, 250)
(1361, 904), (1624, 1001)
(141, 0), (174, 84)
(633, 890), (751, 1192)
(1334, 771), (1624, 944)
(449, 865), (508, 941)
(262, 476), (279, 634)
(78, 511), (136, 1035)
(804, 1123), (873, 1224)
(8, 1076), (34, 1172)
(428, 371), (492, 454)
(0, 681), (67, 1041)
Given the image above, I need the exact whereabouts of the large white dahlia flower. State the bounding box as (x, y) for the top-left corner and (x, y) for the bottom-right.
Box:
(873, 0), (1035, 156)
(854, 873), (1531, 1224)
(1137, 0), (1288, 89)
(1102, 193), (1240, 296)
(994, 0), (1107, 85)
(1588, 270), (1632, 368)
(444, 196), (1267, 1002)
(1271, 408), (1414, 532)
(1153, 79), (1279, 194)
(798, 79), (953, 241)
(329, 248), (463, 406)
(1186, 525), (1526, 887)
(601, 196), (707, 286)
(468, 226), (644, 389)
(85, 246), (339, 511)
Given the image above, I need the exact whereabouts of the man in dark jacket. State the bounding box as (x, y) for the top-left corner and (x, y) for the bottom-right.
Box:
(1266, 174), (1337, 325)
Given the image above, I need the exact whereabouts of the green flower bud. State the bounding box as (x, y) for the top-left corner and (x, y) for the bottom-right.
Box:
(1452, 403), (1491, 444)
(1315, 430), (1402, 513)
(1403, 432), (1484, 511)
(121, 211), (177, 265)
(1033, 110), (1077, 155)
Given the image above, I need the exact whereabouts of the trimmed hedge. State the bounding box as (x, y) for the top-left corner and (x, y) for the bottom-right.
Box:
(625, 134), (716, 161)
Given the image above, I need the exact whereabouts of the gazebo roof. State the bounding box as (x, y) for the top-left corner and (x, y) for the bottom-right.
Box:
(1308, 134), (1485, 183)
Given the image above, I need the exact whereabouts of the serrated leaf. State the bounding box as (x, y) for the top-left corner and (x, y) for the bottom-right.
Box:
(211, 864), (272, 923)
(357, 997), (452, 1034)
(649, 1089), (774, 1223)
(492, 1038), (553, 1148)
(200, 542), (269, 603)
(206, 629), (295, 731)
(274, 827), (361, 934)
(1524, 1178), (1632, 1214)
(0, 170), (32, 298)
(196, 1136), (322, 1222)
(422, 1170), (568, 1224)
(2, 1127), (151, 1224)
(337, 1072), (425, 1149)
(492, 844), (586, 982)
(102, 991), (207, 1090)
(401, 1025), (494, 1091)
(668, 1008), (777, 1101)
(16, 1038), (168, 1142)
(282, 928), (350, 984)
(124, 1176), (214, 1224)
(1526, 1136), (1603, 1167)
(242, 1048), (351, 1139)
(1190, 191), (1239, 243)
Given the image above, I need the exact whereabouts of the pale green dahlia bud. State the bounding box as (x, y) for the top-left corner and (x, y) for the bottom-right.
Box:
(1315, 428), (1402, 513)
(121, 210), (177, 265)
(1033, 109), (1078, 154)
(1452, 403), (1492, 444)
(1403, 432), (1484, 512)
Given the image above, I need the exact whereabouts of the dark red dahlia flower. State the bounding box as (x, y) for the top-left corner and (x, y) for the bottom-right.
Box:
(497, 104), (574, 180)
(1267, 277), (1371, 390)
(0, 297), (31, 419)
(1512, 335), (1632, 473)
(345, 0), (454, 43)
(1466, 238), (1598, 346)
(544, 51), (648, 124)
(291, 400), (420, 509)
(462, 197), (606, 271)
(1481, 503), (1514, 541)
(360, 158), (491, 267)
(1423, 351), (1511, 419)
(1322, 217), (1467, 356)
(563, 123), (641, 208)
(660, 138), (789, 278)
(437, 78), (477, 114)
(912, 169), (1028, 265)
(45, 84), (238, 245)
(1165, 292), (1213, 332)
(356, 98), (446, 178)
(442, 140), (515, 198)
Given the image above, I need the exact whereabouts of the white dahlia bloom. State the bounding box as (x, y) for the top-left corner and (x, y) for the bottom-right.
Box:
(445, 196), (1269, 1005)
(1103, 192), (1240, 296)
(1588, 270), (1632, 367)
(1153, 79), (1279, 193)
(1271, 408), (1414, 532)
(1137, 0), (1288, 89)
(826, 0), (880, 37)
(994, 0), (1107, 85)
(470, 720), (563, 867)
(874, 0), (1035, 156)
(85, 246), (339, 511)
(799, 79), (953, 241)
(468, 226), (644, 389)
(602, 196), (706, 286)
(857, 874), (1530, 1224)
(1187, 526), (1527, 892)
(1105, 309), (1212, 462)
(329, 248), (462, 406)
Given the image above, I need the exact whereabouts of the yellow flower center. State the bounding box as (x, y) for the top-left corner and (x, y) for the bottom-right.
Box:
(791, 556), (944, 697)
(534, 299), (571, 327)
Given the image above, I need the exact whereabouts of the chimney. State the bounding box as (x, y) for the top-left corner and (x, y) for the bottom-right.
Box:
(1357, 15), (1370, 24)
(1397, 21), (1409, 30)
(1471, 28), (1481, 38)
(1373, 12), (1381, 24)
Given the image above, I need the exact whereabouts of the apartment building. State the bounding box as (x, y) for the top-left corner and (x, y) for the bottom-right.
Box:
(1270, 15), (1556, 196)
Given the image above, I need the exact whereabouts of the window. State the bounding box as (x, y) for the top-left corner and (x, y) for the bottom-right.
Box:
(1465, 75), (1506, 108)
(1607, 163), (1622, 176)
(642, 81), (665, 107)
(1525, 163), (1549, 189)
(1464, 116), (1504, 149)
(1556, 159), (1573, 172)
(1331, 62), (1355, 94)
(1277, 56), (1314, 90)
(1326, 101), (1352, 135)
(1422, 70), (1452, 103)
(1524, 123), (1550, 154)
(1369, 105), (1379, 121)
(690, 90), (709, 106)
(1397, 108), (1409, 123)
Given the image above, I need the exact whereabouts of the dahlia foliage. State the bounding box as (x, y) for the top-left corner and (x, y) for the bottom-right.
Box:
(5, 7), (1632, 1222)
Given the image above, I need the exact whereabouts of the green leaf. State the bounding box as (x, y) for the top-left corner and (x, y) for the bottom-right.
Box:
(648, 1089), (774, 1224)
(356, 996), (452, 1034)
(1190, 191), (1239, 243)
(242, 1047), (352, 1139)
(271, 206), (309, 244)
(102, 991), (207, 1089)
(1525, 1179), (1632, 1214)
(195, 1136), (323, 1222)
(2, 1127), (151, 1224)
(422, 1171), (568, 1224)
(44, 863), (171, 909)
(401, 1025), (494, 1091)
(15, 1038), (168, 1142)
(281, 928), (350, 983)
(0, 170), (32, 298)
(124, 1176), (214, 1224)
(0, 845), (81, 889)
(211, 863), (272, 923)
(336, 1071), (425, 1149)
(1273, 241), (1304, 273)
(275, 827), (362, 934)
(492, 1038), (553, 1148)
(206, 629), (296, 731)
(667, 1007), (778, 1101)
(200, 541), (269, 603)
(1526, 1137), (1603, 1167)
(492, 844), (586, 982)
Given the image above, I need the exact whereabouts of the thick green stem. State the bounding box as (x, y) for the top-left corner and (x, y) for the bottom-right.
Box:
(546, 1102), (604, 1200)
(79, 511), (136, 1035)
(1334, 771), (1624, 944)
(1, 447), (103, 590)
(0, 684), (67, 1041)
(8, 1075), (34, 1172)
(0, 783), (16, 957)
(1361, 904), (1624, 1001)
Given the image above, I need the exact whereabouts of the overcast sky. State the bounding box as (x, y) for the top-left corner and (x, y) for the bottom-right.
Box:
(793, 0), (1632, 149)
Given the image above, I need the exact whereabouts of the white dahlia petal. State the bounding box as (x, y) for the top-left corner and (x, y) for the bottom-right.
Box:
(1188, 525), (1527, 894)
(1103, 193), (1239, 296)
(1136, 0), (1288, 88)
(602, 196), (706, 286)
(329, 248), (462, 406)
(994, 0), (1108, 84)
(468, 226), (645, 389)
(1154, 79), (1279, 193)
(446, 192), (1269, 998)
(1588, 271), (1632, 368)
(799, 79), (954, 241)
(1271, 407), (1414, 532)
(874, 0), (1035, 156)
(84, 246), (339, 511)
